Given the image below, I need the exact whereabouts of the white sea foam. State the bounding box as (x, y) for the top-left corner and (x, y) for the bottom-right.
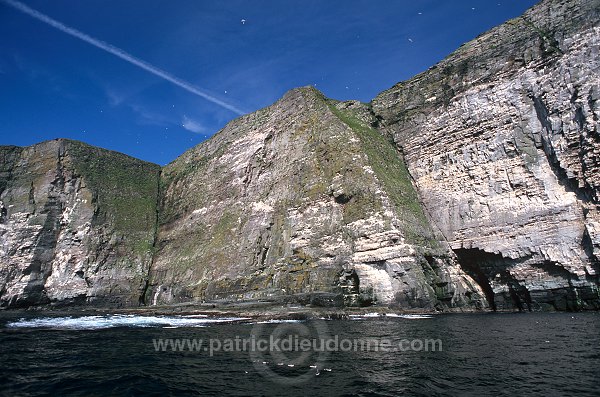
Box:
(5, 314), (250, 330)
(349, 313), (433, 320)
(363, 313), (381, 318)
(254, 319), (304, 324)
(386, 314), (433, 319)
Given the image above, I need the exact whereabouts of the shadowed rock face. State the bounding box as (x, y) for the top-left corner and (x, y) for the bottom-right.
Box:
(0, 140), (160, 308)
(372, 0), (600, 310)
(1, 0), (598, 311)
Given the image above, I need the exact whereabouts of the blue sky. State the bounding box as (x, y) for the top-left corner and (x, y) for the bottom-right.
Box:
(0, 0), (538, 165)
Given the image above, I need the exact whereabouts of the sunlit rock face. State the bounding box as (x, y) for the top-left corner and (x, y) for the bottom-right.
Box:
(0, 93), (486, 311)
(147, 87), (485, 310)
(1, 0), (598, 311)
(372, 0), (600, 310)
(0, 140), (160, 308)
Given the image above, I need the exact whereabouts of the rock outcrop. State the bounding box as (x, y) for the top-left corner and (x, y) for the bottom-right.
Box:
(0, 0), (598, 311)
(0, 140), (160, 307)
(372, 0), (600, 310)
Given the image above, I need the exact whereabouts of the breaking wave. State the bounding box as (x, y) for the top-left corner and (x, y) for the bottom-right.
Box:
(5, 314), (250, 330)
(349, 313), (433, 320)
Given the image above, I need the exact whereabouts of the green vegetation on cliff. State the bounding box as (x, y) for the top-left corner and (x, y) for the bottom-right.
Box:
(325, 101), (437, 247)
(67, 140), (161, 255)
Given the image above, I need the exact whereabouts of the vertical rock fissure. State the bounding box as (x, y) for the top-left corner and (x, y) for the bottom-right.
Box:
(0, 155), (12, 223)
(582, 230), (600, 281)
(139, 168), (162, 306)
(531, 94), (597, 203)
(18, 148), (67, 307)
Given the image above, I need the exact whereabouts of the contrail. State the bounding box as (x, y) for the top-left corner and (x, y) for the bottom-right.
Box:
(2, 0), (246, 115)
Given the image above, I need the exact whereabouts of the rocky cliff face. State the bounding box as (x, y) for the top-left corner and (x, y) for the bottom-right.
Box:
(0, 93), (487, 311)
(372, 0), (600, 310)
(1, 0), (598, 311)
(146, 88), (485, 310)
(0, 140), (160, 308)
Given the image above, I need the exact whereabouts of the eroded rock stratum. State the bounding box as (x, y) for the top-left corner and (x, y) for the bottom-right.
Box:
(1, 0), (598, 310)
(372, 0), (600, 310)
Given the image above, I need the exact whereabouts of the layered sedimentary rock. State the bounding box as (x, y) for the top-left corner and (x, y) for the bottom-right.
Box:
(146, 88), (485, 310)
(1, 0), (598, 311)
(0, 140), (160, 307)
(372, 0), (600, 310)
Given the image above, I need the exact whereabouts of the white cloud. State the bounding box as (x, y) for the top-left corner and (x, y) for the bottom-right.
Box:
(181, 116), (205, 134)
(105, 87), (127, 107)
(130, 103), (170, 126)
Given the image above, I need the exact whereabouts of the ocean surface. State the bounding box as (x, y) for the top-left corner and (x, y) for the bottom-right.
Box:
(1, 311), (599, 396)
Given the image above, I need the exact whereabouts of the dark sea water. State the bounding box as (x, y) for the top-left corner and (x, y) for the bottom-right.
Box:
(1, 311), (599, 396)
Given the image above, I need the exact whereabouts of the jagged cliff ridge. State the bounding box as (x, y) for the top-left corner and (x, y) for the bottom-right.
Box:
(0, 0), (598, 311)
(372, 0), (600, 310)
